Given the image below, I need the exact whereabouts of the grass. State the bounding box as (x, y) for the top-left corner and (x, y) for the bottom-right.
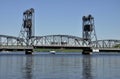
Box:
(114, 44), (120, 48)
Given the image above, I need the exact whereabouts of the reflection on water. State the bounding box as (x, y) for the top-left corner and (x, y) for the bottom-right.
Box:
(82, 55), (92, 79)
(0, 52), (120, 79)
(23, 56), (33, 79)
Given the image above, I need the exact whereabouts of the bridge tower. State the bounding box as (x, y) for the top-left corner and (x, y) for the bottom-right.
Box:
(19, 8), (35, 46)
(19, 8), (34, 54)
(82, 14), (97, 54)
(82, 14), (97, 46)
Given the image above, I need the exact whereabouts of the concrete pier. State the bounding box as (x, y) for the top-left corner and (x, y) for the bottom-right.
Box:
(25, 49), (33, 55)
(82, 47), (92, 55)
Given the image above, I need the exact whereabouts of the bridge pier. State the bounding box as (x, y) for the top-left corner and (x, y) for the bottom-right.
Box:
(82, 47), (92, 55)
(25, 49), (33, 55)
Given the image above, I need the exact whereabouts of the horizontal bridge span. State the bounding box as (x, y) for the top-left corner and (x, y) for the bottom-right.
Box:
(99, 48), (120, 52)
(92, 39), (120, 48)
(0, 34), (24, 46)
(33, 34), (83, 46)
(0, 46), (33, 51)
(0, 34), (120, 49)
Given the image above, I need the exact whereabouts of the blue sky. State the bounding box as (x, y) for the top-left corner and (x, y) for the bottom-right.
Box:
(0, 0), (120, 39)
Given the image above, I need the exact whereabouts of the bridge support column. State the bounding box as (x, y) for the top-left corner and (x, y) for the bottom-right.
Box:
(25, 49), (33, 55)
(82, 48), (92, 55)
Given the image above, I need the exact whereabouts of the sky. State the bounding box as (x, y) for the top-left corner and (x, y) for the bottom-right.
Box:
(0, 0), (120, 40)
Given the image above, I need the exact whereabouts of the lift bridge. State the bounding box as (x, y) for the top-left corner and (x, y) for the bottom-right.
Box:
(0, 8), (120, 54)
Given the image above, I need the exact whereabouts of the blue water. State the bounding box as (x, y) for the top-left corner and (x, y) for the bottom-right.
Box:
(0, 52), (120, 79)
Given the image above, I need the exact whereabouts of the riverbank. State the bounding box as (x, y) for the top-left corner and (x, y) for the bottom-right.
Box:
(34, 48), (82, 52)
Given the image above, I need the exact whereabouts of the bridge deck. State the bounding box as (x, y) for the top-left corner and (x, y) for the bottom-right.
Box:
(0, 45), (120, 52)
(0, 46), (33, 51)
(34, 45), (91, 49)
(99, 48), (120, 52)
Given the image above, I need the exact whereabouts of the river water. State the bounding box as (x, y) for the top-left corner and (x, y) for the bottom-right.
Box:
(0, 52), (120, 79)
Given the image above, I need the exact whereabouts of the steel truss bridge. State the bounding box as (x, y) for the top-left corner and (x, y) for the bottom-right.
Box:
(0, 8), (120, 54)
(0, 34), (120, 49)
